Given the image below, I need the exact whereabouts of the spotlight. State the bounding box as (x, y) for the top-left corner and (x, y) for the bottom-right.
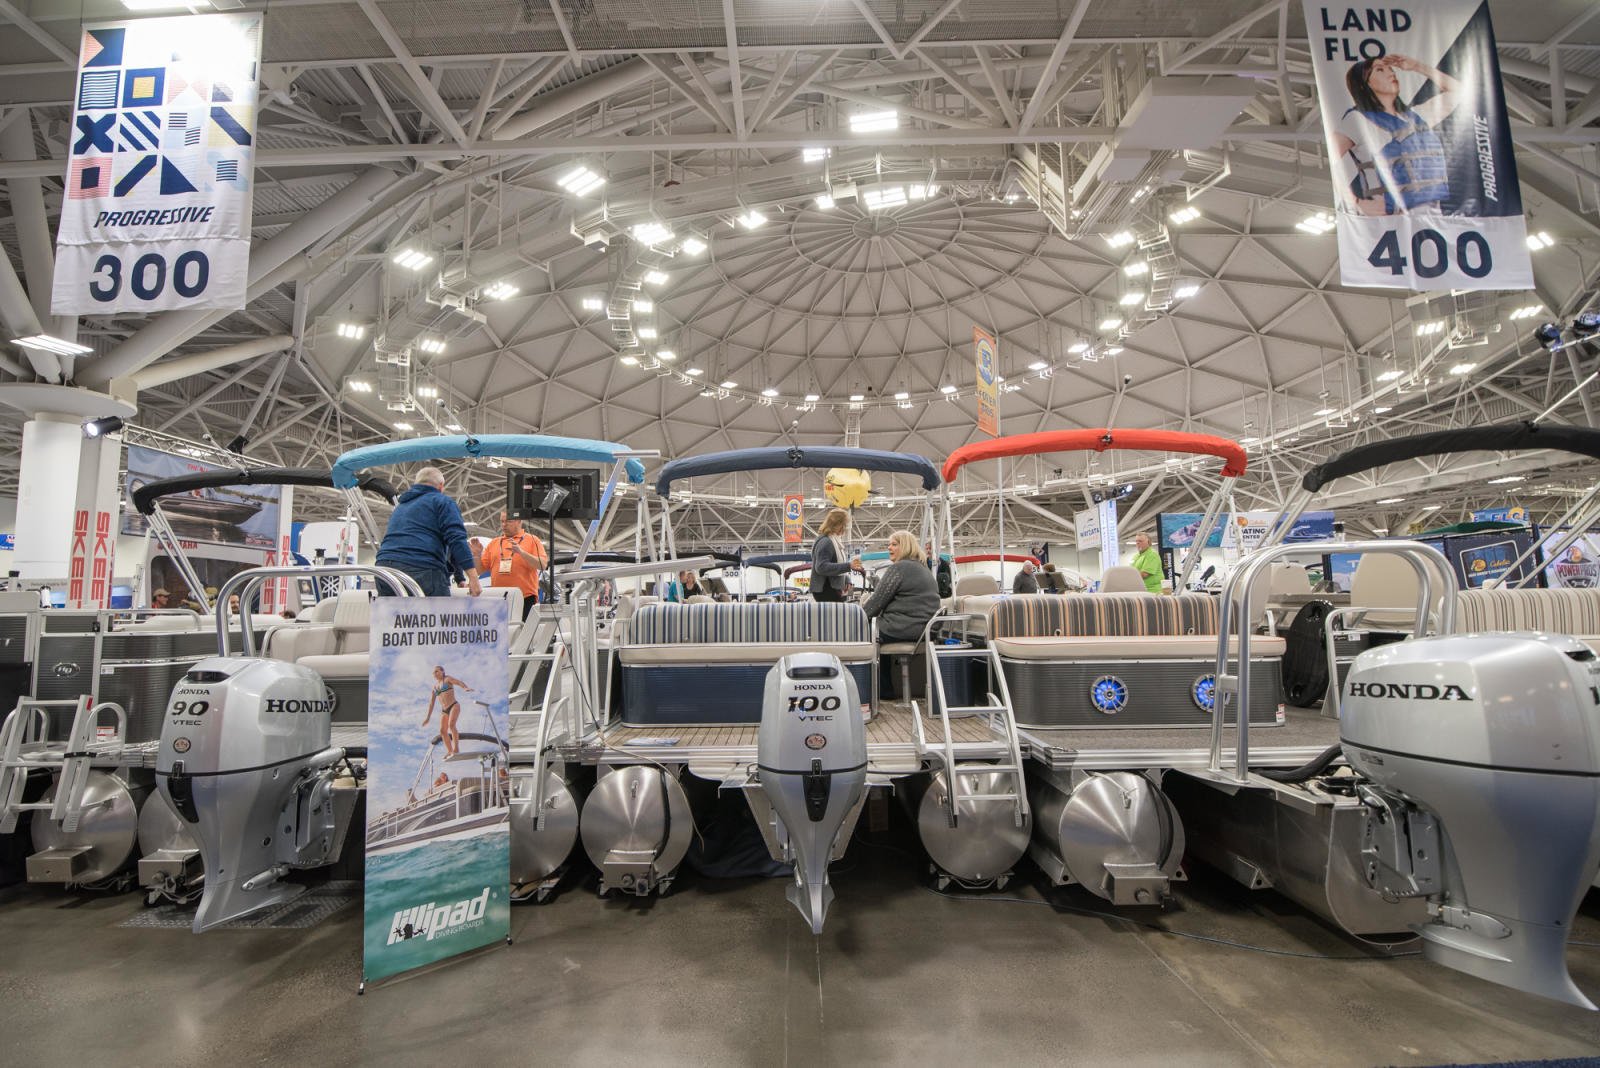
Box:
(1534, 322), (1564, 350)
(82, 416), (124, 439)
(225, 434), (248, 455)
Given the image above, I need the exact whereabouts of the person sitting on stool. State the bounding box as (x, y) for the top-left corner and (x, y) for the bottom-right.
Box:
(861, 530), (942, 699)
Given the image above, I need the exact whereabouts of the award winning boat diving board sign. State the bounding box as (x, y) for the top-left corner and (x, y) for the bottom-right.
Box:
(52, 13), (263, 313)
(1302, 1), (1531, 291)
(364, 597), (511, 985)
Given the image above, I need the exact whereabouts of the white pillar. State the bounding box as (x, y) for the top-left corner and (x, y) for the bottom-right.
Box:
(15, 414), (122, 606)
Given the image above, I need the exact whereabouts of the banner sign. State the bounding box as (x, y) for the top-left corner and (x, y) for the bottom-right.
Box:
(122, 445), (281, 547)
(53, 13), (263, 314)
(974, 327), (999, 437)
(1303, 1), (1530, 291)
(1159, 512), (1224, 551)
(1544, 534), (1600, 590)
(365, 597), (511, 985)
(1096, 498), (1120, 576)
(1075, 506), (1102, 550)
(782, 494), (804, 544)
(1471, 505), (1527, 523)
(1161, 510), (1335, 550)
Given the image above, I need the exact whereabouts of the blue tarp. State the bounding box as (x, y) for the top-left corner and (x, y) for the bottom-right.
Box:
(655, 446), (940, 496)
(331, 434), (647, 489)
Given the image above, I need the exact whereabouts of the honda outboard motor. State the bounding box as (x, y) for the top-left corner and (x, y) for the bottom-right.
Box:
(756, 653), (867, 933)
(157, 658), (345, 932)
(1341, 633), (1600, 1008)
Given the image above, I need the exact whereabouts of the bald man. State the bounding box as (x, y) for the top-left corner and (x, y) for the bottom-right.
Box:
(375, 466), (480, 597)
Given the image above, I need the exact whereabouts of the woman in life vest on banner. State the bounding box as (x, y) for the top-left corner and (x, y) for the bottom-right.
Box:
(1332, 54), (1462, 216)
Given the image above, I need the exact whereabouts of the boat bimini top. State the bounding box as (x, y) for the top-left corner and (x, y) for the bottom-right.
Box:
(941, 428), (1249, 589)
(1268, 420), (1600, 587)
(654, 445), (943, 558)
(330, 433), (653, 571)
(133, 466), (398, 612)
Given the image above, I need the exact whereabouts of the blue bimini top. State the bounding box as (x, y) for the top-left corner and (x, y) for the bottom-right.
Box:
(331, 434), (647, 489)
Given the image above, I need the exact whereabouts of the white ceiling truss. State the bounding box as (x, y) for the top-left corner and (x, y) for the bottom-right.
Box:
(0, 1), (1598, 552)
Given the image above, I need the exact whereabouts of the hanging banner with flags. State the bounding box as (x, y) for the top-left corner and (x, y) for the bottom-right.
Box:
(782, 494), (804, 544)
(1302, 1), (1531, 291)
(974, 327), (999, 437)
(52, 13), (263, 314)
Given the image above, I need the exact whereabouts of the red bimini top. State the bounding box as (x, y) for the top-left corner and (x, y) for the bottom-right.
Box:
(953, 553), (1040, 566)
(942, 428), (1248, 483)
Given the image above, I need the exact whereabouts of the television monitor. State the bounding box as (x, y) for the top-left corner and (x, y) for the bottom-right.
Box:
(505, 467), (601, 521)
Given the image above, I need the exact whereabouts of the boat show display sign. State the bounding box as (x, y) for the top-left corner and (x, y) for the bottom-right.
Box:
(52, 13), (263, 313)
(364, 596), (511, 985)
(1302, 1), (1530, 291)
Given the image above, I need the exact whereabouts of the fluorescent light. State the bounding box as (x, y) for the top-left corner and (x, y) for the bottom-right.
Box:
(620, 355), (639, 366)
(1105, 231), (1135, 249)
(762, 387), (780, 397)
(632, 222), (673, 246)
(1123, 261), (1149, 277)
(1104, 346), (1124, 356)
(1373, 405), (1393, 413)
(415, 338), (446, 355)
(391, 248), (433, 270)
(894, 391), (909, 400)
(940, 384), (957, 394)
(849, 393), (865, 402)
(643, 269), (669, 286)
(1296, 211), (1336, 234)
(815, 193), (836, 210)
(636, 326), (658, 339)
(482, 280), (519, 301)
(12, 333), (94, 356)
(1067, 341), (1088, 354)
(1376, 369), (1404, 382)
(803, 147), (831, 162)
(738, 209), (767, 230)
(633, 298), (654, 313)
(1028, 361), (1048, 371)
(1315, 407), (1336, 416)
(1377, 496), (1406, 504)
(850, 109), (899, 133)
(1527, 231), (1555, 251)
(1099, 316), (1123, 331)
(1448, 362), (1476, 375)
(1172, 283), (1200, 300)
(392, 421), (414, 431)
(1487, 475), (1525, 485)
(1508, 304), (1544, 320)
(686, 367), (704, 376)
(656, 349), (676, 362)
(557, 165), (605, 196)
(348, 380), (373, 393)
(336, 322), (366, 340)
(581, 296), (605, 311)
(804, 393), (821, 402)
(863, 186), (907, 211)
(1169, 206), (1201, 224)
(679, 236), (707, 255)
(721, 380), (737, 389)
(1119, 292), (1144, 306)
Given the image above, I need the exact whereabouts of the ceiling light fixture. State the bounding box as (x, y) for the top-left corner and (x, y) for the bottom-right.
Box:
(556, 165), (605, 196)
(1123, 261), (1149, 277)
(805, 393), (820, 403)
(1377, 496), (1406, 504)
(1508, 304), (1544, 320)
(761, 387), (780, 397)
(1295, 211), (1336, 234)
(348, 380), (373, 393)
(656, 349), (676, 362)
(686, 367), (704, 376)
(1172, 283), (1200, 300)
(721, 379), (738, 389)
(82, 415), (124, 438)
(1119, 292), (1144, 306)
(1376, 369), (1404, 382)
(390, 247), (433, 271)
(1099, 316), (1123, 331)
(1239, 436), (1259, 445)
(1448, 362), (1476, 375)
(1169, 205), (1201, 224)
(814, 193), (836, 210)
(1104, 346), (1124, 356)
(392, 421), (414, 431)
(802, 147), (831, 162)
(1487, 475), (1525, 485)
(850, 109), (899, 133)
(1067, 341), (1088, 354)
(636, 326), (659, 339)
(581, 296), (605, 311)
(893, 391), (909, 400)
(642, 270), (669, 286)
(1315, 407), (1336, 416)
(414, 385), (439, 398)
(620, 355), (639, 366)
(415, 338), (446, 355)
(1526, 231), (1556, 251)
(863, 186), (907, 211)
(1028, 360), (1048, 371)
(1105, 231), (1135, 249)
(1414, 319), (1447, 335)
(849, 393), (865, 402)
(940, 384), (958, 395)
(631, 221), (673, 246)
(737, 209), (767, 230)
(679, 235), (707, 255)
(13, 333), (94, 356)
(1373, 405), (1393, 413)
(335, 322), (366, 340)
(482, 280), (519, 301)
(632, 298), (653, 312)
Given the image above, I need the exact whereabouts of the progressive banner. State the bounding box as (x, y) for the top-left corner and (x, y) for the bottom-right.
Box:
(1302, 1), (1531, 291)
(364, 596), (511, 985)
(52, 13), (263, 314)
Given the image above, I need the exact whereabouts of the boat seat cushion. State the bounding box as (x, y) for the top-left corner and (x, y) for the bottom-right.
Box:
(988, 592), (1219, 639)
(619, 641), (877, 665)
(992, 635), (1286, 660)
(1454, 588), (1600, 639)
(628, 600), (870, 645)
(296, 652), (370, 679)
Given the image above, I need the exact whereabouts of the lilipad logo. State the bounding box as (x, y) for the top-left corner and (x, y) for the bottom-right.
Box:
(1347, 681), (1471, 701)
(388, 888), (491, 945)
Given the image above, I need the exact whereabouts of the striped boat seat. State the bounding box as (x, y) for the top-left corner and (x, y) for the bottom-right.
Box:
(1454, 588), (1600, 637)
(628, 600), (870, 645)
(988, 593), (1219, 639)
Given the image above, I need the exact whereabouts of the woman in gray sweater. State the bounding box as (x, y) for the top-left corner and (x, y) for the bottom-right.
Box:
(861, 530), (942, 643)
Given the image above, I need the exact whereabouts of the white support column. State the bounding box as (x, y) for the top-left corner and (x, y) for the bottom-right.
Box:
(15, 415), (122, 606)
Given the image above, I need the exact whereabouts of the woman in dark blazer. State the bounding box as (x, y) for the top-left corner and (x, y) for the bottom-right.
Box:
(810, 507), (859, 602)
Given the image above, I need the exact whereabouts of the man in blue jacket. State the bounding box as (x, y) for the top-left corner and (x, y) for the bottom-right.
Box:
(375, 466), (482, 598)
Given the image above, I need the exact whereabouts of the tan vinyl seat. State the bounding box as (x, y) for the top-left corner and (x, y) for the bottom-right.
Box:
(294, 589), (375, 679)
(1099, 565), (1146, 593)
(1348, 552), (1450, 630)
(953, 574), (999, 598)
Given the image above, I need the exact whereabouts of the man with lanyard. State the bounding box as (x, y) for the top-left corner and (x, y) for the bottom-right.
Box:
(476, 510), (546, 618)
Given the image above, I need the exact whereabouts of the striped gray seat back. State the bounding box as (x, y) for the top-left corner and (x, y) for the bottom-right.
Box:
(630, 601), (870, 644)
(988, 592), (1219, 638)
(1454, 588), (1600, 634)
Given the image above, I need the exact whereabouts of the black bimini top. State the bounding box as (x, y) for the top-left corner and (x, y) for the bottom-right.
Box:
(1301, 421), (1600, 494)
(131, 466), (397, 517)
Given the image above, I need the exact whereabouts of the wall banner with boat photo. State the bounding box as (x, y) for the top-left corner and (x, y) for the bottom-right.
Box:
(364, 596), (511, 985)
(1302, 0), (1531, 291)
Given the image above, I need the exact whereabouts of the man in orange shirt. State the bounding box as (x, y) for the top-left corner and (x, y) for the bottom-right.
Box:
(475, 510), (547, 617)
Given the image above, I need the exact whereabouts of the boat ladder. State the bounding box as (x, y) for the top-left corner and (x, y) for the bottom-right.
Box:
(0, 695), (129, 834)
(911, 615), (1030, 830)
(509, 611), (571, 832)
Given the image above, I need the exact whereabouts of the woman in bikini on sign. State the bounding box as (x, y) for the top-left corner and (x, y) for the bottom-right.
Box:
(423, 666), (473, 756)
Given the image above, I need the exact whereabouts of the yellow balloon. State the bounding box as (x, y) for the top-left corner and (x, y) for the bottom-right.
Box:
(823, 467), (872, 509)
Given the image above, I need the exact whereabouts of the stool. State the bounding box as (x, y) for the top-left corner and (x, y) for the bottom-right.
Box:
(880, 641), (924, 702)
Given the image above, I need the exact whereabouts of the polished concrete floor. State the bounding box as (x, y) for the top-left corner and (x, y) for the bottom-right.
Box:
(4, 817), (1600, 1067)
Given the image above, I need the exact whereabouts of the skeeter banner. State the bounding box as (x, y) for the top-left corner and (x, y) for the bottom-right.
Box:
(52, 14), (263, 314)
(782, 494), (804, 544)
(364, 597), (511, 985)
(1302, 2), (1531, 291)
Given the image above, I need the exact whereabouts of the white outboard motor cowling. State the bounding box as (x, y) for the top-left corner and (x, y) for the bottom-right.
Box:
(757, 653), (867, 933)
(1341, 633), (1600, 1008)
(157, 657), (345, 932)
